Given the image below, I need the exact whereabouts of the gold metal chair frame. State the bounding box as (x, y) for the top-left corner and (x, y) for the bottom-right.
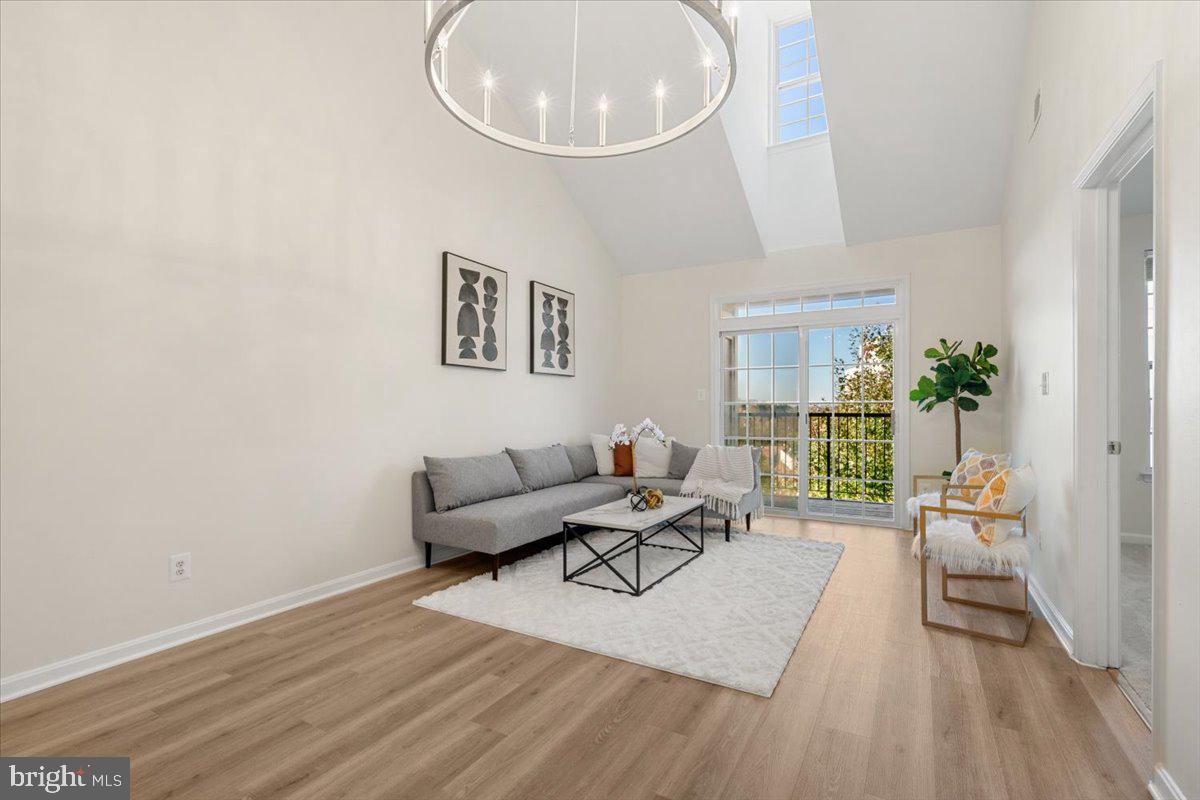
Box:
(918, 499), (1033, 647)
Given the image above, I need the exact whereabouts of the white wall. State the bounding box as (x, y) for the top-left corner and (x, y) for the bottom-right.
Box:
(1118, 214), (1152, 539)
(616, 226), (1005, 481)
(0, 1), (622, 679)
(1000, 2), (1199, 795)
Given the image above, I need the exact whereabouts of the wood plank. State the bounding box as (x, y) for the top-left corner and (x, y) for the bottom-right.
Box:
(0, 516), (1151, 800)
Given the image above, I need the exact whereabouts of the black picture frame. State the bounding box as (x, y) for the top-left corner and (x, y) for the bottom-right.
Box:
(529, 280), (576, 377)
(442, 252), (507, 371)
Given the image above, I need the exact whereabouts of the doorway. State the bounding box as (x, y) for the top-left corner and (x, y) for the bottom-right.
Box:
(1115, 150), (1154, 720)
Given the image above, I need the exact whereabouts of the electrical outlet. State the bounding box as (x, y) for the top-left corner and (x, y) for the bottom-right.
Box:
(1040, 371), (1049, 395)
(169, 553), (191, 583)
(696, 388), (706, 401)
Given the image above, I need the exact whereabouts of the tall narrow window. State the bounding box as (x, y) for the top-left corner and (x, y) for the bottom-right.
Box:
(773, 16), (826, 144)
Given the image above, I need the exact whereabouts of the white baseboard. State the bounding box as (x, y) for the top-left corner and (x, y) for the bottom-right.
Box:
(1026, 572), (1074, 655)
(1149, 765), (1188, 800)
(1120, 531), (1153, 546)
(0, 555), (423, 703)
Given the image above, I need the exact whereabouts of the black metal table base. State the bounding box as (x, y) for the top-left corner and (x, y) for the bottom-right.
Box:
(562, 505), (704, 596)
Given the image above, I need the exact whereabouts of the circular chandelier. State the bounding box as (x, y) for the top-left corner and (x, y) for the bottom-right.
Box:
(423, 0), (739, 158)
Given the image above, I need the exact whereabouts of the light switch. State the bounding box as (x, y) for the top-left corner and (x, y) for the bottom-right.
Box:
(1040, 372), (1049, 395)
(696, 388), (706, 401)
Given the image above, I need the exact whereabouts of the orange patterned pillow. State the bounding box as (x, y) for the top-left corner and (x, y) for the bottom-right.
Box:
(948, 449), (1011, 499)
(972, 465), (1036, 546)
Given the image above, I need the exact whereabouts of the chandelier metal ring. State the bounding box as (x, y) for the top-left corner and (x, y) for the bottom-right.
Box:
(423, 0), (738, 158)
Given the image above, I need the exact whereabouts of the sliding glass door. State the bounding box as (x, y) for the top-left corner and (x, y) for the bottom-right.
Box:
(720, 329), (801, 511)
(805, 323), (895, 520)
(716, 289), (901, 524)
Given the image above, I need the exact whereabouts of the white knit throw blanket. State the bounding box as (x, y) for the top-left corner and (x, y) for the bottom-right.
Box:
(680, 445), (757, 519)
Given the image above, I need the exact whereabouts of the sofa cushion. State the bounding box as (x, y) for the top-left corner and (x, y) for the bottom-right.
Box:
(635, 437), (672, 478)
(506, 445), (575, 492)
(564, 444), (598, 481)
(668, 441), (700, 479)
(581, 475), (684, 494)
(422, 452), (524, 513)
(429, 482), (626, 553)
(590, 434), (615, 475)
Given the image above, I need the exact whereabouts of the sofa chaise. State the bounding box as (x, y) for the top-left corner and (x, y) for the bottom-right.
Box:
(413, 443), (763, 579)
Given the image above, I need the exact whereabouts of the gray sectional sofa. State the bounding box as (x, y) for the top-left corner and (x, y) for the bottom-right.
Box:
(412, 443), (763, 579)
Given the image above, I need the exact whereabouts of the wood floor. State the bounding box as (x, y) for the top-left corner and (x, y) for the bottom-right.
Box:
(0, 517), (1152, 799)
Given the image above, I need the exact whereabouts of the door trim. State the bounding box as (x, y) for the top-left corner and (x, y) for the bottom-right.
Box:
(1071, 62), (1163, 711)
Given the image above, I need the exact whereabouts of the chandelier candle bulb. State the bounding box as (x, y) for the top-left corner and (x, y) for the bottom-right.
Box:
(437, 31), (450, 90)
(537, 92), (548, 143)
(702, 51), (713, 105)
(655, 79), (665, 134)
(597, 95), (608, 147)
(482, 70), (494, 126)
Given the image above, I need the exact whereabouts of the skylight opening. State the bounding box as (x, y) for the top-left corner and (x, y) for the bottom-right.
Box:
(772, 16), (826, 145)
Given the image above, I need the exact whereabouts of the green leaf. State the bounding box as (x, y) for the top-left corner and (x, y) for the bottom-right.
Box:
(983, 344), (998, 358)
(923, 348), (941, 359)
(957, 396), (980, 412)
(918, 375), (935, 391)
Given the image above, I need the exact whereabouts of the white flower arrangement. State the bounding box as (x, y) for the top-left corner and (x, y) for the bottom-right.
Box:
(608, 419), (665, 449)
(608, 419), (667, 503)
(608, 423), (631, 449)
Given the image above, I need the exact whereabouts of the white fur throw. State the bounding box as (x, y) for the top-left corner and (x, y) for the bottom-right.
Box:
(906, 492), (972, 520)
(680, 445), (756, 519)
(911, 518), (1030, 573)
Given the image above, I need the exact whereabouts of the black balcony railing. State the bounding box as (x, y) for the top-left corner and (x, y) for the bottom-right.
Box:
(736, 409), (894, 501)
(807, 411), (894, 500)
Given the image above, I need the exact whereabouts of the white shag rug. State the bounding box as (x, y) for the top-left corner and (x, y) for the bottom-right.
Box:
(413, 526), (844, 697)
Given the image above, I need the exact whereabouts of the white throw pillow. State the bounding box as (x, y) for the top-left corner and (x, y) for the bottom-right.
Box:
(635, 437), (672, 478)
(590, 433), (615, 476)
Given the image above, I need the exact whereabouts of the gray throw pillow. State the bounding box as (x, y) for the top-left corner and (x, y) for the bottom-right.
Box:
(668, 442), (700, 479)
(423, 452), (524, 513)
(506, 445), (576, 492)
(564, 444), (598, 481)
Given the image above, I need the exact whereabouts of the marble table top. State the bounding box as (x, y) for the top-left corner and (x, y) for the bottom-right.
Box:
(562, 495), (704, 532)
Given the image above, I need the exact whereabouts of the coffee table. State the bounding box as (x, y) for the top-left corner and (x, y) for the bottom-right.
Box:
(562, 495), (705, 596)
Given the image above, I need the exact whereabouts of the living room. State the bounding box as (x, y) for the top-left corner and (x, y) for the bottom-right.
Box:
(1, 2), (1197, 799)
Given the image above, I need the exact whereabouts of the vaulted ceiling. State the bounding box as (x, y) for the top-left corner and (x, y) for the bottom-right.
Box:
(814, 0), (1032, 245)
(452, 0), (1032, 271)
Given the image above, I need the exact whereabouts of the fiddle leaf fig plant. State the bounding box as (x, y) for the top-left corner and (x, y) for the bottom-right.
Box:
(909, 339), (999, 466)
